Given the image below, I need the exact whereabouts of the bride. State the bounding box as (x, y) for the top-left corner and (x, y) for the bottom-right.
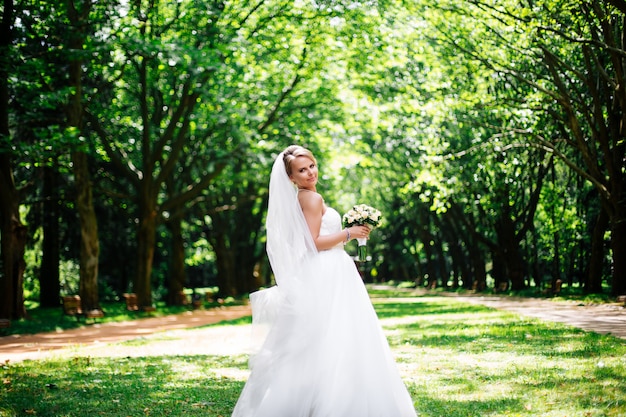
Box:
(231, 145), (417, 417)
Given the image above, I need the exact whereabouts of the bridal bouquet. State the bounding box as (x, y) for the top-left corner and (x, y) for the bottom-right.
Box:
(343, 204), (382, 262)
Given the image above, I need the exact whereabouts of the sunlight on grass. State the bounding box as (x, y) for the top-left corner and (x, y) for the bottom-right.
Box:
(0, 355), (244, 417)
(211, 354), (250, 382)
(1, 292), (625, 417)
(372, 296), (626, 417)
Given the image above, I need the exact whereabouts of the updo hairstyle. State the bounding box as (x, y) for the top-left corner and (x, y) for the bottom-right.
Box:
(282, 145), (317, 176)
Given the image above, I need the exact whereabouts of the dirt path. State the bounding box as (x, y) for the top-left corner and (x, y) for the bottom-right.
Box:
(1, 294), (624, 363)
(451, 294), (626, 339)
(0, 305), (252, 363)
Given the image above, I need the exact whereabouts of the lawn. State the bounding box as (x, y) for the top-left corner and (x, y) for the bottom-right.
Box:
(1, 290), (625, 417)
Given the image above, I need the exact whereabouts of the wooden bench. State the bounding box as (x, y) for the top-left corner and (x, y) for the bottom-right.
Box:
(617, 295), (626, 306)
(0, 319), (10, 328)
(175, 291), (189, 306)
(122, 292), (156, 313)
(191, 293), (203, 310)
(85, 309), (105, 321)
(123, 293), (156, 312)
(62, 295), (83, 320)
(61, 295), (104, 323)
(0, 319), (10, 335)
(123, 293), (139, 311)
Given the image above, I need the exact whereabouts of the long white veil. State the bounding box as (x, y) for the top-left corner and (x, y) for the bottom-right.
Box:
(248, 151), (318, 351)
(266, 151), (318, 290)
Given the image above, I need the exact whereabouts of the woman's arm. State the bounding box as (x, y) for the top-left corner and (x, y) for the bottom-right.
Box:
(298, 192), (369, 251)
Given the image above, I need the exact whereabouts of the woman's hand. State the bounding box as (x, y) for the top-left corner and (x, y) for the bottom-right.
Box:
(348, 225), (370, 240)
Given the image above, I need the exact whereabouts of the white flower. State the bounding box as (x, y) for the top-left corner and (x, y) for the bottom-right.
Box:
(343, 204), (382, 228)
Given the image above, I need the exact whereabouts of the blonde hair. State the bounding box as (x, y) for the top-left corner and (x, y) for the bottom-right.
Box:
(282, 145), (317, 176)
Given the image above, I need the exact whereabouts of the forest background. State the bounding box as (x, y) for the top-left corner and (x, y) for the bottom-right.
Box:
(1, 0), (625, 319)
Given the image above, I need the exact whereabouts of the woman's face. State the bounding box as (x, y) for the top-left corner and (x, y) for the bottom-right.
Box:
(289, 156), (318, 190)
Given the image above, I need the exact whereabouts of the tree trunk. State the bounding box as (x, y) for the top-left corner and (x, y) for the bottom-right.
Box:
(470, 247), (487, 291)
(67, 0), (100, 312)
(135, 197), (157, 308)
(0, 175), (27, 320)
(166, 214), (187, 305)
(213, 235), (237, 297)
(491, 248), (507, 290)
(234, 242), (262, 295)
(0, 0), (26, 319)
(448, 238), (466, 289)
(448, 203), (482, 290)
(528, 226), (542, 289)
(9, 214), (27, 318)
(39, 164), (61, 307)
(609, 212), (626, 296)
(202, 186), (266, 296)
(73, 151), (101, 311)
(207, 225), (260, 297)
(432, 236), (448, 288)
(0, 163), (27, 320)
(418, 209), (437, 288)
(586, 208), (608, 293)
(495, 215), (525, 291)
(551, 231), (561, 290)
(444, 214), (471, 288)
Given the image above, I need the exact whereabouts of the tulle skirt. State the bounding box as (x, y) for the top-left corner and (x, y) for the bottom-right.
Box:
(232, 247), (417, 417)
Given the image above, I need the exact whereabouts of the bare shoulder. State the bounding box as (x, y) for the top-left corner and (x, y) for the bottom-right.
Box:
(298, 190), (324, 212)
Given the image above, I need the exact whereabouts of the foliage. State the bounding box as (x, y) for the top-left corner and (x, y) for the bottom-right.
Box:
(4, 0), (626, 318)
(338, 0), (625, 293)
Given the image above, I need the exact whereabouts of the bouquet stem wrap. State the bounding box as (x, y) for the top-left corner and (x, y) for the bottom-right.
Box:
(356, 238), (368, 262)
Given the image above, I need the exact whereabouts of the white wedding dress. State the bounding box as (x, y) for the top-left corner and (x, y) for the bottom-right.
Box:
(231, 206), (417, 417)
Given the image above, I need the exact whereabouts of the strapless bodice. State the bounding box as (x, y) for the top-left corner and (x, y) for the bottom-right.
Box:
(320, 207), (344, 251)
(320, 207), (342, 236)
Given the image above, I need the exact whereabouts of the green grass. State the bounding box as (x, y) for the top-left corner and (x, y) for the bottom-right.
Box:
(374, 296), (626, 416)
(0, 355), (246, 417)
(1, 290), (625, 417)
